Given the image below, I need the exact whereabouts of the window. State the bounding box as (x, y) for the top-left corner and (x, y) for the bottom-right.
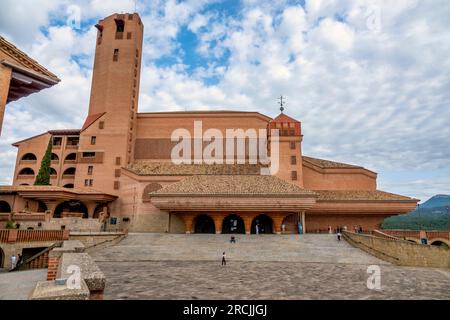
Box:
(82, 152), (96, 158)
(114, 181), (120, 190)
(113, 49), (119, 61)
(53, 137), (62, 146)
(88, 166), (93, 175)
(115, 157), (121, 165)
(99, 121), (104, 129)
(290, 129), (296, 136)
(291, 156), (297, 165)
(89, 179), (93, 187)
(283, 130), (289, 136)
(91, 136), (97, 145)
(290, 141), (296, 150)
(128, 14), (133, 20)
(85, 179), (93, 187)
(127, 32), (132, 39)
(136, 49), (139, 58)
(291, 171), (298, 181)
(67, 137), (79, 146)
(115, 19), (125, 32)
(115, 169), (121, 178)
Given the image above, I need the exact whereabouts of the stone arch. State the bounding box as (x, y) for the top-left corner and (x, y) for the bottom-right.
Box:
(222, 214), (245, 234)
(20, 184), (30, 186)
(21, 153), (37, 161)
(63, 184), (74, 189)
(51, 153), (59, 161)
(18, 168), (34, 175)
(93, 204), (108, 219)
(65, 153), (77, 161)
(405, 238), (421, 244)
(282, 213), (300, 234)
(63, 167), (76, 175)
(50, 167), (57, 175)
(194, 214), (215, 234)
(142, 183), (163, 201)
(0, 201), (11, 213)
(430, 239), (450, 249)
(251, 214), (273, 234)
(54, 201), (88, 219)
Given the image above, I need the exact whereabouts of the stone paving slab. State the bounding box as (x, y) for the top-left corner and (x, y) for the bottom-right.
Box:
(89, 233), (450, 300)
(0, 269), (47, 300)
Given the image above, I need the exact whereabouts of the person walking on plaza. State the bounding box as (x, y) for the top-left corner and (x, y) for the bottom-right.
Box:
(17, 254), (23, 268)
(255, 223), (260, 235)
(221, 252), (227, 266)
(10, 254), (17, 270)
(337, 232), (342, 241)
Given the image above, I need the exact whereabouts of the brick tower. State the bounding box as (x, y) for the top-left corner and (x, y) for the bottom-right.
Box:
(75, 13), (144, 194)
(268, 112), (304, 188)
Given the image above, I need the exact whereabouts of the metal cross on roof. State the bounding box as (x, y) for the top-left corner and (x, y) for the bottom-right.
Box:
(278, 95), (286, 113)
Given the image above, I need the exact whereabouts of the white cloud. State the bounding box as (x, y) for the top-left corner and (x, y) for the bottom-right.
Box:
(1, 0), (450, 200)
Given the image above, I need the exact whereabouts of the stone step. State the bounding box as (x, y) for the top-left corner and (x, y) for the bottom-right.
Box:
(91, 233), (388, 265)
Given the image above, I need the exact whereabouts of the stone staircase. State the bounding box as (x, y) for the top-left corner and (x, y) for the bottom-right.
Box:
(92, 233), (388, 265)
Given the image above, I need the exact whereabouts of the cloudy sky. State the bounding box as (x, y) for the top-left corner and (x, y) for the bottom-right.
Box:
(0, 0), (449, 202)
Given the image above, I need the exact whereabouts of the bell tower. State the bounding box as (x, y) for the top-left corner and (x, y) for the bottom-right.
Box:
(268, 109), (304, 188)
(75, 13), (144, 194)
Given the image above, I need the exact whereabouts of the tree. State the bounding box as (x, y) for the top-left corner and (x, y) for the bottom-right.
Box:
(34, 137), (53, 185)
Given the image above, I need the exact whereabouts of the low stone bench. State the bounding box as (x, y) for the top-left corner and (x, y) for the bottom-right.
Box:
(58, 252), (106, 300)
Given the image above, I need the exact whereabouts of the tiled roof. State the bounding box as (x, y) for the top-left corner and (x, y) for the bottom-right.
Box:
(151, 175), (316, 197)
(271, 113), (300, 123)
(48, 129), (81, 135)
(0, 185), (115, 196)
(303, 156), (363, 169)
(127, 162), (264, 176)
(315, 190), (418, 202)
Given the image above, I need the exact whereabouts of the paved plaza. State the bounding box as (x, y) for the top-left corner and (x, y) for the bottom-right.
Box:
(92, 234), (450, 300)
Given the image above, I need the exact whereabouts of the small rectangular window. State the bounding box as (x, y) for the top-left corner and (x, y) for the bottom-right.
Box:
(290, 129), (296, 136)
(114, 181), (120, 190)
(128, 14), (133, 20)
(113, 49), (119, 61)
(99, 121), (104, 129)
(88, 166), (93, 175)
(127, 32), (132, 39)
(53, 137), (62, 146)
(115, 157), (121, 166)
(84, 179), (89, 187)
(115, 169), (121, 178)
(91, 136), (96, 145)
(89, 179), (93, 187)
(290, 141), (296, 150)
(291, 171), (298, 181)
(291, 156), (297, 165)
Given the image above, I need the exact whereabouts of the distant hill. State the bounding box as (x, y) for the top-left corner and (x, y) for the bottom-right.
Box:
(382, 194), (450, 231)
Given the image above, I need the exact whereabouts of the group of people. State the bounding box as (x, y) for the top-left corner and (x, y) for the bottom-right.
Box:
(327, 225), (364, 241)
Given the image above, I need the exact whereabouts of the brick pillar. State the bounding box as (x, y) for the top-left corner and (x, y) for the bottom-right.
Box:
(301, 211), (306, 234)
(242, 215), (255, 235)
(47, 251), (61, 281)
(62, 229), (70, 240)
(183, 214), (195, 234)
(272, 215), (284, 235)
(86, 202), (98, 219)
(0, 64), (12, 135)
(211, 215), (223, 234)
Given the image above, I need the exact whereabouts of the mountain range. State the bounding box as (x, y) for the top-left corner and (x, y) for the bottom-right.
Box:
(382, 195), (450, 231)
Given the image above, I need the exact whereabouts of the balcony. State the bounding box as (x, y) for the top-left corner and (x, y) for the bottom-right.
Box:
(62, 175), (75, 180)
(17, 174), (35, 180)
(19, 160), (37, 165)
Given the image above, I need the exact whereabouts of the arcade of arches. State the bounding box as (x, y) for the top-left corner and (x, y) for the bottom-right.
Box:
(177, 212), (306, 235)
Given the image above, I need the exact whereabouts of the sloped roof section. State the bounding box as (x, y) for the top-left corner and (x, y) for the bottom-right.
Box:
(127, 162), (264, 176)
(271, 113), (300, 123)
(151, 175), (316, 197)
(81, 112), (106, 132)
(315, 190), (418, 202)
(303, 156), (363, 169)
(0, 36), (60, 82)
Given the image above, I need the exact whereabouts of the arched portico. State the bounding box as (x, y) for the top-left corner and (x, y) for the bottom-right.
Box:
(54, 201), (88, 219)
(251, 214), (273, 234)
(222, 214), (245, 234)
(194, 214), (216, 234)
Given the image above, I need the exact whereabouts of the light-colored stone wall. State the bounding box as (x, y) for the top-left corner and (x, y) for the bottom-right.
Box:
(343, 231), (450, 268)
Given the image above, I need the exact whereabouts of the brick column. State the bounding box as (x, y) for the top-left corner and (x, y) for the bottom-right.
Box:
(86, 202), (98, 219)
(272, 215), (284, 235)
(0, 64), (12, 135)
(182, 214), (196, 234)
(211, 215), (223, 234)
(301, 211), (306, 234)
(47, 251), (62, 281)
(242, 215), (255, 235)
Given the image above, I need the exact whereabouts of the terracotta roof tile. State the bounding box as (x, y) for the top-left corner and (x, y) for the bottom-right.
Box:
(127, 162), (264, 176)
(151, 175), (316, 197)
(303, 156), (363, 169)
(315, 190), (418, 201)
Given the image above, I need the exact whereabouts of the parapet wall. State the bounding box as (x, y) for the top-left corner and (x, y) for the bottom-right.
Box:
(343, 231), (450, 268)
